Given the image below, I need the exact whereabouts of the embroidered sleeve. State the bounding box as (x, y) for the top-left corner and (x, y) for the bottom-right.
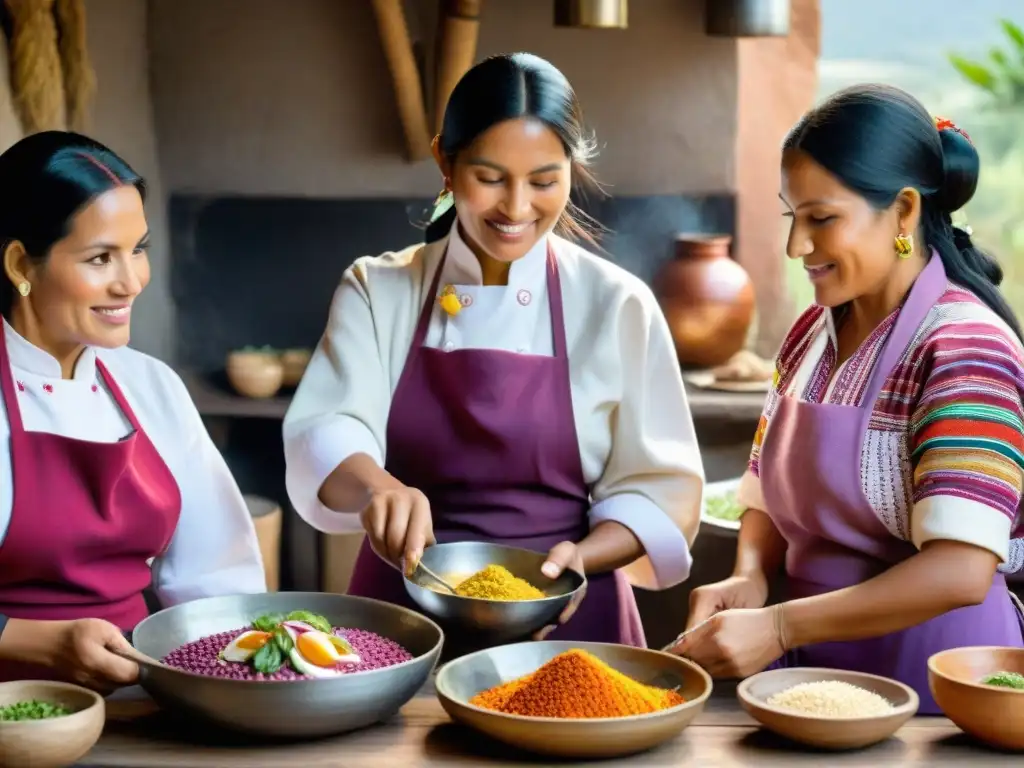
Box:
(909, 323), (1024, 565)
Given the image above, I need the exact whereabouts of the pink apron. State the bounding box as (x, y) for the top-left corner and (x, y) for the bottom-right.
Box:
(0, 329), (181, 682)
(760, 254), (1024, 713)
(347, 245), (646, 647)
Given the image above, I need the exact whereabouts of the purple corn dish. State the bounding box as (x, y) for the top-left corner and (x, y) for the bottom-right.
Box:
(161, 627), (413, 681)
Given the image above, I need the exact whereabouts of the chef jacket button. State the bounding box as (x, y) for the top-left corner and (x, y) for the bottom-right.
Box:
(443, 341), (455, 352)
(516, 289), (532, 306)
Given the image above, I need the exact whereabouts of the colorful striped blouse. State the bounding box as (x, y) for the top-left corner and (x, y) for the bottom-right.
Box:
(736, 281), (1024, 574)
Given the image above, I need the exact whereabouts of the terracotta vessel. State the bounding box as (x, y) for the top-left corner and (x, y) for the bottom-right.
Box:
(653, 234), (755, 369)
(226, 350), (284, 399)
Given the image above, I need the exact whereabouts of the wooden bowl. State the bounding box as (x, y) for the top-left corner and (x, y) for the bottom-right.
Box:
(0, 680), (105, 768)
(226, 350), (284, 398)
(928, 646), (1024, 751)
(435, 640), (712, 758)
(737, 667), (919, 750)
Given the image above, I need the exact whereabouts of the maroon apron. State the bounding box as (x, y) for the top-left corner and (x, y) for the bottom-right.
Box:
(760, 254), (1024, 713)
(0, 329), (181, 682)
(347, 245), (646, 647)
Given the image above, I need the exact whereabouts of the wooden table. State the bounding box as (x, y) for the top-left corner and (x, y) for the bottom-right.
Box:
(76, 680), (1004, 767)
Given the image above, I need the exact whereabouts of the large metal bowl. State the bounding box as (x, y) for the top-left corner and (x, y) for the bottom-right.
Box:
(130, 592), (443, 739)
(435, 640), (712, 758)
(403, 541), (585, 644)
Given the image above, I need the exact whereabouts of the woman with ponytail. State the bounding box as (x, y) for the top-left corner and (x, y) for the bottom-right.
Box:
(669, 84), (1024, 713)
(283, 53), (704, 646)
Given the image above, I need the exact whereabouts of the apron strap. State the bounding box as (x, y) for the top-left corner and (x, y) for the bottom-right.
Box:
(0, 324), (25, 434)
(546, 245), (569, 361)
(411, 247), (448, 349)
(861, 252), (947, 406)
(95, 359), (142, 432)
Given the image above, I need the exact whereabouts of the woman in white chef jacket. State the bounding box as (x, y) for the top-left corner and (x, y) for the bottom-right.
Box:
(284, 53), (704, 646)
(0, 131), (265, 690)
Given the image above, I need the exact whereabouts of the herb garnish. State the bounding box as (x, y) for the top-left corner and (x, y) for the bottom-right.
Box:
(238, 609), (336, 674)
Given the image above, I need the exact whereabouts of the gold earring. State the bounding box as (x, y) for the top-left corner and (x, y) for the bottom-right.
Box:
(895, 233), (914, 259)
(16, 281), (29, 297)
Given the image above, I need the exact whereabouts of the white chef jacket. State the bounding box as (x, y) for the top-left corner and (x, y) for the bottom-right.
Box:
(0, 319), (266, 606)
(283, 223), (705, 590)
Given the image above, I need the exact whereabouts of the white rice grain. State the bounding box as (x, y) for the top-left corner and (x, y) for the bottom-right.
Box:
(766, 680), (895, 718)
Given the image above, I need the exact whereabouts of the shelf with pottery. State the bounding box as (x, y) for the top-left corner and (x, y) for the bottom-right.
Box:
(179, 369), (768, 423)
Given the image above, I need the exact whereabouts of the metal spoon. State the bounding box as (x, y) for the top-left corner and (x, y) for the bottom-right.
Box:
(408, 558), (458, 594)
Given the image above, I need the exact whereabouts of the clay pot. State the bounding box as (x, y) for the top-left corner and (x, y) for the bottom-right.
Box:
(653, 234), (755, 369)
(226, 350), (284, 399)
(279, 348), (312, 388)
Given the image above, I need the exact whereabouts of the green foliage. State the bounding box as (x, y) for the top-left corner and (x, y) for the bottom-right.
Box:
(948, 19), (1024, 108)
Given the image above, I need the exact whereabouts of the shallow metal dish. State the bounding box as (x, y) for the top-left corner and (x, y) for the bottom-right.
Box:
(435, 640), (712, 758)
(130, 591), (443, 738)
(403, 542), (585, 644)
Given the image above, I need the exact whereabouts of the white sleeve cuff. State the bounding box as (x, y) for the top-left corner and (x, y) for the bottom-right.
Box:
(911, 494), (1012, 563)
(589, 492), (692, 591)
(284, 415), (383, 533)
(735, 469), (766, 512)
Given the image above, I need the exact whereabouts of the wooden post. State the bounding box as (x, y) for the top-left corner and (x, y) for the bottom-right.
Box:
(370, 0), (432, 161)
(433, 0), (481, 134)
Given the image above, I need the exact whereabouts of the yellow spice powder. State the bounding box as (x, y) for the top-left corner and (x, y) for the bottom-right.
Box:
(454, 564), (545, 601)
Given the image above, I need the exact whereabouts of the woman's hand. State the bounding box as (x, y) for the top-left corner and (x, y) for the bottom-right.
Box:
(683, 574), (770, 631)
(359, 486), (435, 570)
(2, 618), (142, 693)
(667, 606), (786, 678)
(533, 541), (587, 640)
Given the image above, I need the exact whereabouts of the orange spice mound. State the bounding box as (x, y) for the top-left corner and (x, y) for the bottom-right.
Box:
(469, 649), (685, 719)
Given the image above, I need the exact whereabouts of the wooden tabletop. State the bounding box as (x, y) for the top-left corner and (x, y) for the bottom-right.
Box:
(75, 679), (1005, 767)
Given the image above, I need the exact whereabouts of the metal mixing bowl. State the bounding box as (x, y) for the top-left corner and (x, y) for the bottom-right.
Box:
(403, 541), (585, 644)
(129, 592), (443, 738)
(435, 640), (712, 758)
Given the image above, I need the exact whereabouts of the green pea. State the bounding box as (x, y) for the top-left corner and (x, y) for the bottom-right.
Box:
(0, 699), (71, 721)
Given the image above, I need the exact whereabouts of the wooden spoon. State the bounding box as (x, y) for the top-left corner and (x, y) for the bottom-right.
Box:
(112, 644), (171, 670)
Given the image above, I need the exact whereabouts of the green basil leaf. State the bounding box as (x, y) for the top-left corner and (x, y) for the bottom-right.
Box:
(251, 612), (284, 632)
(273, 626), (293, 654)
(251, 640), (283, 674)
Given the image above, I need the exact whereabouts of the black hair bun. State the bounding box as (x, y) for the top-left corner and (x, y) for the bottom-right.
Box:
(935, 124), (979, 213)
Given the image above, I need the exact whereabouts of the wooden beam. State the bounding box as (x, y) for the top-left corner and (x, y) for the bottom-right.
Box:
(433, 0), (482, 134)
(370, 0), (432, 161)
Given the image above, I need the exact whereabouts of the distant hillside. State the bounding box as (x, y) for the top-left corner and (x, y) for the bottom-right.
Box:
(818, 0), (1023, 109)
(822, 0), (1023, 65)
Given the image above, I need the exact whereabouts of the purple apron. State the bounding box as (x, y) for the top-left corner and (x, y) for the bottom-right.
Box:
(760, 253), (1024, 714)
(346, 244), (646, 648)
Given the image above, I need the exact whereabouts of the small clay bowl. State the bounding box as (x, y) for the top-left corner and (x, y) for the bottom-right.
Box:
(280, 348), (312, 388)
(226, 350), (284, 398)
(737, 667), (919, 750)
(928, 646), (1024, 751)
(0, 680), (105, 768)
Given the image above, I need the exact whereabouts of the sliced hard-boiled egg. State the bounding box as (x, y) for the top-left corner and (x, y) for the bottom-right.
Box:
(219, 630), (272, 663)
(296, 629), (360, 667)
(282, 625), (342, 679)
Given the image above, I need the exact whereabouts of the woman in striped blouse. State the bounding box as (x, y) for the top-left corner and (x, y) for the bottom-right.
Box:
(669, 84), (1024, 713)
